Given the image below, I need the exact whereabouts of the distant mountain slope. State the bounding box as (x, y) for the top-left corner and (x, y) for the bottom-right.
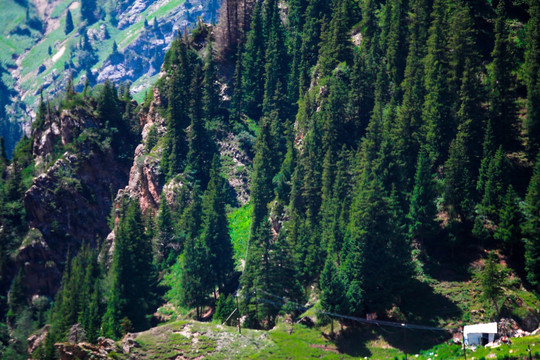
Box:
(0, 0), (220, 155)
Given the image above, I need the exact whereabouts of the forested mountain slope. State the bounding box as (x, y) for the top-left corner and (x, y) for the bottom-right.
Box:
(1, 0), (540, 358)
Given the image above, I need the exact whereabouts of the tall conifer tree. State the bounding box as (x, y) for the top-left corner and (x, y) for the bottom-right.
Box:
(523, 156), (540, 286)
(489, 0), (518, 150)
(201, 157), (235, 294)
(241, 3), (265, 119)
(102, 200), (156, 338)
(525, 0), (540, 158)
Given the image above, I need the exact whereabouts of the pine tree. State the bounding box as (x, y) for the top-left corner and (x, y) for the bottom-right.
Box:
(80, 283), (101, 343)
(456, 55), (484, 166)
(385, 0), (409, 100)
(525, 0), (540, 158)
(262, 0), (289, 118)
(215, 294), (236, 324)
(241, 2), (265, 119)
(163, 38), (195, 179)
(186, 65), (215, 189)
(286, 0), (306, 107)
(180, 185), (204, 245)
(319, 255), (347, 335)
(523, 155), (540, 286)
(65, 74), (75, 103)
(157, 197), (175, 268)
(494, 185), (522, 257)
(201, 157), (235, 295)
(241, 220), (302, 328)
(240, 221), (273, 327)
(231, 44), (244, 122)
(345, 177), (413, 314)
(297, 0), (331, 94)
(477, 120), (496, 195)
(7, 269), (26, 324)
(447, 1), (477, 108)
(250, 119), (278, 235)
(202, 41), (221, 124)
(422, 0), (453, 163)
(80, 0), (97, 23)
(480, 146), (510, 220)
(65, 9), (74, 35)
(443, 120), (476, 220)
(179, 235), (211, 319)
(321, 148), (352, 263)
(442, 52), (485, 221)
(358, 0), (379, 55)
(340, 231), (364, 315)
(489, 0), (518, 150)
(97, 80), (121, 128)
(273, 137), (296, 205)
(301, 117), (324, 225)
(318, 0), (352, 77)
(408, 149), (438, 244)
(102, 200), (156, 338)
(347, 52), (375, 143)
(479, 251), (503, 318)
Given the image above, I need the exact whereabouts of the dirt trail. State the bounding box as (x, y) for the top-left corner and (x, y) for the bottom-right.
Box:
(52, 45), (65, 63)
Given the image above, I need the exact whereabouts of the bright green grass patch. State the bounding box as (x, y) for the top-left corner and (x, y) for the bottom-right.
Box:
(50, 0), (75, 19)
(251, 323), (358, 359)
(0, 0), (27, 34)
(131, 73), (159, 103)
(146, 0), (186, 22)
(228, 203), (252, 267)
(414, 335), (540, 360)
(20, 23), (68, 78)
(112, 0), (185, 50)
(0, 33), (37, 65)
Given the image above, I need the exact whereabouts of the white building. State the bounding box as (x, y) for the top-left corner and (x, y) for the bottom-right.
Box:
(464, 322), (498, 345)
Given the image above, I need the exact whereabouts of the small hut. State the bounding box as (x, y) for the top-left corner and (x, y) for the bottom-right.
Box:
(464, 322), (498, 345)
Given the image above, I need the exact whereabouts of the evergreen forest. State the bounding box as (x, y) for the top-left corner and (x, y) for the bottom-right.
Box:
(0, 0), (540, 358)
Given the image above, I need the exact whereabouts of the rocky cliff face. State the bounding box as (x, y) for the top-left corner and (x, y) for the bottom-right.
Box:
(121, 86), (167, 214)
(17, 108), (130, 297)
(116, 83), (253, 217)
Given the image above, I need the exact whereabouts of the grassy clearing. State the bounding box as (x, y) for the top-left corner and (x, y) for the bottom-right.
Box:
(0, 0), (27, 34)
(414, 335), (540, 360)
(228, 203), (252, 267)
(123, 319), (540, 359)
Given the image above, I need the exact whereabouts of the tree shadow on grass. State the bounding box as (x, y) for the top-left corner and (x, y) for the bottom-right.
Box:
(380, 278), (461, 354)
(331, 278), (461, 357)
(332, 325), (380, 357)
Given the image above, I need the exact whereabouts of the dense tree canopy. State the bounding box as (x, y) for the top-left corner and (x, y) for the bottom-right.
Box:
(3, 0), (540, 358)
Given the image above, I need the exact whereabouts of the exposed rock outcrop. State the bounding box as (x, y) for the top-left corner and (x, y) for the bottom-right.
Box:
(28, 324), (50, 355)
(121, 87), (168, 214)
(19, 109), (130, 297)
(56, 337), (122, 360)
(217, 132), (252, 206)
(55, 334), (137, 360)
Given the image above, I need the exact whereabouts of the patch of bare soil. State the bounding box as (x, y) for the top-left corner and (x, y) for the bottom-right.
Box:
(310, 343), (339, 353)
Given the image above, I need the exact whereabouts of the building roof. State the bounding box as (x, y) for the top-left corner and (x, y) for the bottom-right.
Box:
(464, 322), (498, 335)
